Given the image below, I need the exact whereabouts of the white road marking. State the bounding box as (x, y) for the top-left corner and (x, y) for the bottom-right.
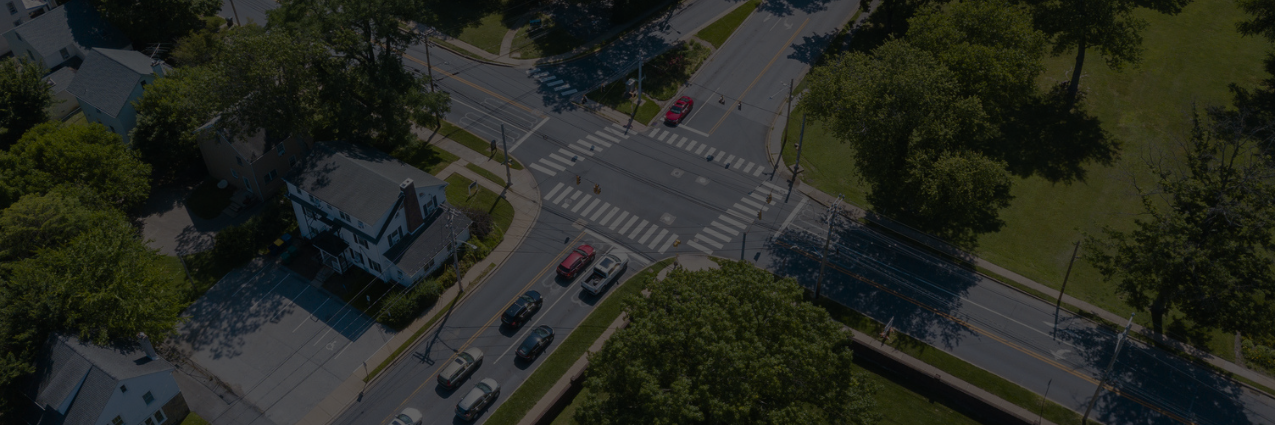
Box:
(775, 197), (808, 237)
(706, 147), (718, 157)
(658, 234), (678, 253)
(752, 166), (765, 177)
(675, 137), (687, 148)
(694, 234), (724, 249)
(743, 163), (755, 173)
(685, 140), (698, 151)
(657, 131), (669, 141)
(590, 202), (611, 221)
(638, 225), (658, 244)
(580, 198), (601, 216)
(543, 182), (564, 200)
(717, 214), (745, 229)
(617, 214), (638, 233)
(538, 158), (567, 171)
(648, 229), (669, 248)
(529, 162), (557, 176)
(628, 220), (649, 239)
(600, 207), (620, 226)
(547, 80), (565, 87)
(702, 227), (731, 243)
(686, 239), (713, 254)
(739, 197), (765, 211)
(547, 153), (574, 165)
(694, 144), (707, 155)
(509, 116), (550, 153)
(552, 187), (573, 204)
(733, 203), (759, 216)
(585, 134), (613, 147)
(560, 89), (577, 96)
(711, 221), (740, 236)
(594, 131), (620, 143)
(734, 158), (746, 169)
(603, 127), (629, 138)
(569, 144), (594, 156)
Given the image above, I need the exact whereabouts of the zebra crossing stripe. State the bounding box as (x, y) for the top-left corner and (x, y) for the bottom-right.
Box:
(743, 163), (755, 173)
(590, 202), (611, 220)
(761, 181), (789, 194)
(581, 198), (601, 216)
(599, 206), (620, 225)
(648, 229), (669, 249)
(569, 144), (594, 156)
(603, 127), (629, 138)
(585, 134), (613, 147)
(687, 239), (713, 254)
(543, 183), (564, 200)
(547, 80), (565, 87)
(561, 89), (578, 96)
(675, 137), (687, 148)
(694, 144), (708, 155)
(734, 158), (746, 169)
(618, 216), (639, 234)
(611, 123), (629, 131)
(711, 221), (740, 236)
(702, 227), (730, 243)
(628, 220), (649, 239)
(717, 214), (745, 229)
(638, 225), (659, 244)
(752, 166), (765, 177)
(706, 147), (718, 157)
(694, 234), (724, 249)
(548, 153), (574, 165)
(648, 127), (660, 136)
(530, 163), (557, 176)
(734, 203), (759, 216)
(658, 234), (678, 253)
(595, 131), (620, 143)
(685, 140), (698, 151)
(552, 187), (573, 204)
(608, 211), (630, 230)
(554, 84), (573, 91)
(723, 154), (734, 164)
(727, 208), (754, 223)
(572, 194), (592, 213)
(657, 131), (669, 141)
(538, 158), (567, 171)
(739, 197), (765, 211)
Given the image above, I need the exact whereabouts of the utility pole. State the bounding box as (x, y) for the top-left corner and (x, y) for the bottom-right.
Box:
(1055, 240), (1082, 323)
(793, 114), (806, 177)
(630, 60), (643, 122)
(815, 194), (843, 299)
(424, 33), (437, 92)
(228, 0), (241, 26)
(1082, 313), (1135, 424)
(773, 79), (794, 180)
(502, 124), (511, 190)
(446, 207), (462, 293)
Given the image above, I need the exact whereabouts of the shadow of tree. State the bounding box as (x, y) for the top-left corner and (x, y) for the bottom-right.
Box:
(787, 29), (837, 65)
(995, 84), (1121, 184)
(756, 0), (834, 17)
(177, 262), (295, 360)
(1056, 323), (1256, 425)
(419, 0), (509, 39)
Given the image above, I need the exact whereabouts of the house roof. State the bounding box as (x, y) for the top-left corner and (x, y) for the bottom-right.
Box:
(28, 334), (174, 425)
(45, 63), (77, 93)
(286, 141), (447, 226)
(20, 0), (48, 12)
(384, 205), (471, 273)
(9, 0), (129, 67)
(65, 48), (154, 119)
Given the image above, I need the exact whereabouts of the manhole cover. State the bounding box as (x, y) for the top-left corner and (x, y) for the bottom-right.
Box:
(661, 213), (676, 225)
(671, 168), (684, 178)
(696, 176), (710, 186)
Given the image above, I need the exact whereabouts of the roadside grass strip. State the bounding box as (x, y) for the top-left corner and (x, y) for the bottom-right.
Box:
(694, 0), (761, 48)
(439, 120), (526, 170)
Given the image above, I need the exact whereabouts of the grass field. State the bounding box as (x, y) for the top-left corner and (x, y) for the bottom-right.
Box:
(694, 0), (760, 48)
(466, 163), (506, 187)
(436, 120), (526, 170)
(511, 18), (581, 58)
(786, 0), (1270, 359)
(392, 136), (461, 176)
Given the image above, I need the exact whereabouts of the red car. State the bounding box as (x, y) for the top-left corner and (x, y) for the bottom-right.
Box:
(665, 96), (693, 125)
(557, 245), (596, 279)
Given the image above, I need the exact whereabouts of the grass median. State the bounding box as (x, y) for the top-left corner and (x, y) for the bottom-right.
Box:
(437, 120), (526, 170)
(694, 0), (760, 48)
(484, 258), (675, 425)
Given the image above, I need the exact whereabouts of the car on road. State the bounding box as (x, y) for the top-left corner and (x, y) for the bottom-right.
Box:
(581, 252), (628, 295)
(387, 408), (421, 425)
(516, 325), (555, 360)
(437, 347), (484, 389)
(501, 290), (543, 328)
(665, 96), (694, 125)
(557, 244), (596, 279)
(455, 378), (500, 421)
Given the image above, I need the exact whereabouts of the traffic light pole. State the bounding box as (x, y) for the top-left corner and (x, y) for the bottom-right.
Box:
(1082, 313), (1136, 423)
(815, 194), (843, 299)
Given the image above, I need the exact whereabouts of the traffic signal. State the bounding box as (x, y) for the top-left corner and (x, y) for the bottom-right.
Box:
(673, 239), (681, 247)
(757, 210), (763, 220)
(593, 184), (600, 194)
(766, 192), (772, 204)
(575, 175), (581, 184)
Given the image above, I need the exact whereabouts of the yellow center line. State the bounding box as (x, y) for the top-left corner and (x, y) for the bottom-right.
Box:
(708, 18), (809, 135)
(775, 240), (1193, 424)
(399, 50), (544, 117)
(377, 231), (588, 424)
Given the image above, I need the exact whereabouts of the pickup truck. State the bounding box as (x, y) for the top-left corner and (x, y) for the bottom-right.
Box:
(581, 252), (628, 295)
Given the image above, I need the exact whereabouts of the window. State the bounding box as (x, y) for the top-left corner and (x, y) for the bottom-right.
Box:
(350, 250), (364, 265)
(230, 168), (239, 178)
(357, 220), (365, 229)
(369, 261), (382, 273)
(119, 384), (128, 393)
(153, 410), (167, 424)
(7, 2), (16, 14)
(13, 18), (19, 27)
(58, 48), (68, 60)
(389, 227), (402, 245)
(142, 390), (155, 405)
(309, 193), (318, 203)
(276, 142), (286, 156)
(263, 169), (278, 183)
(339, 211), (350, 222)
(353, 233), (369, 249)
(289, 155), (298, 167)
(111, 416), (124, 425)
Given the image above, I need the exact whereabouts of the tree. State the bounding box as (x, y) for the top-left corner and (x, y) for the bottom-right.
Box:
(131, 67), (217, 181)
(0, 57), (55, 149)
(1084, 111), (1275, 336)
(0, 191), (120, 261)
(804, 40), (1011, 244)
(1021, 0), (1191, 105)
(269, 0), (450, 151)
(92, 0), (221, 45)
(169, 16), (230, 67)
(1237, 0), (1275, 42)
(575, 261), (878, 425)
(0, 122), (151, 211)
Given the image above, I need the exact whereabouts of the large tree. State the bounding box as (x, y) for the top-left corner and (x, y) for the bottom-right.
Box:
(0, 57), (55, 149)
(575, 261), (878, 424)
(269, 0), (450, 151)
(1085, 112), (1275, 336)
(93, 0), (221, 45)
(0, 122), (151, 211)
(1022, 0), (1192, 105)
(0, 191), (120, 261)
(131, 67), (218, 181)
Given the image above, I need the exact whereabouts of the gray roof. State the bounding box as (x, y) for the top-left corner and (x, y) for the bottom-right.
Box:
(9, 0), (129, 67)
(45, 63), (76, 93)
(66, 48), (153, 118)
(385, 206), (471, 273)
(29, 334), (174, 425)
(286, 141), (447, 226)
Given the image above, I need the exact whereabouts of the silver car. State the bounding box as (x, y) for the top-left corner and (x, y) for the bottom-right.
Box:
(387, 408), (421, 425)
(437, 347), (483, 389)
(455, 378), (500, 421)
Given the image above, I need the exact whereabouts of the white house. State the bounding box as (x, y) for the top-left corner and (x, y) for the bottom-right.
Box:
(2, 0), (129, 71)
(25, 333), (189, 425)
(285, 141), (471, 286)
(0, 0), (50, 55)
(65, 48), (164, 144)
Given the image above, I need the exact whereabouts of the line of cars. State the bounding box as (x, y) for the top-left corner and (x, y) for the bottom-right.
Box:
(398, 244), (628, 423)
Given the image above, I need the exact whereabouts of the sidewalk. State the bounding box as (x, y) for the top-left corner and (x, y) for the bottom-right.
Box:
(760, 56), (1275, 401)
(297, 130), (542, 425)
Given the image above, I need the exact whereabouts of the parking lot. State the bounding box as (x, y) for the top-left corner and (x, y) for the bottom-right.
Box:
(173, 261), (395, 425)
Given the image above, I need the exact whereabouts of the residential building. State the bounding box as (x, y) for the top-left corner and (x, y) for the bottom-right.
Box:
(196, 119), (315, 199)
(24, 333), (189, 425)
(44, 61), (78, 119)
(2, 0), (129, 71)
(0, 0), (49, 55)
(285, 141), (471, 285)
(65, 48), (164, 144)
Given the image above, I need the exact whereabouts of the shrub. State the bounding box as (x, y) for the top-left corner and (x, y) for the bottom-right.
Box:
(461, 207), (494, 240)
(209, 193), (298, 267)
(377, 279), (442, 329)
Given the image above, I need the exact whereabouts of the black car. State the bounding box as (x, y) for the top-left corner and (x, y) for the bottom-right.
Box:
(516, 325), (555, 360)
(501, 291), (543, 328)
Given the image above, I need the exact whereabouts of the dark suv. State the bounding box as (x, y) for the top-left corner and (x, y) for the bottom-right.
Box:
(501, 291), (543, 328)
(556, 245), (596, 279)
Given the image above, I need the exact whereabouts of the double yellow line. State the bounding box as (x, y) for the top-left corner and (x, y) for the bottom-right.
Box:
(399, 49), (543, 117)
(708, 18), (810, 135)
(377, 231), (587, 424)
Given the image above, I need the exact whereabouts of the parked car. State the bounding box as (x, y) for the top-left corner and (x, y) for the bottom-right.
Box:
(516, 325), (555, 360)
(581, 252), (628, 295)
(557, 244), (596, 279)
(387, 408), (421, 425)
(437, 347), (484, 389)
(665, 96), (694, 125)
(455, 378), (501, 421)
(501, 290), (543, 328)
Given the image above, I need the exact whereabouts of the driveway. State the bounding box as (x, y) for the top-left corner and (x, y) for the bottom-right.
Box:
(170, 260), (396, 425)
(137, 182), (257, 256)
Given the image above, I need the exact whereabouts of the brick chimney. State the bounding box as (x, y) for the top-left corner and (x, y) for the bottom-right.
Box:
(401, 178), (424, 232)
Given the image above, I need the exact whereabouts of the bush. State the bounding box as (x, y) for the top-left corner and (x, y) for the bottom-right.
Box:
(209, 193), (298, 266)
(461, 207), (494, 240)
(378, 279), (442, 329)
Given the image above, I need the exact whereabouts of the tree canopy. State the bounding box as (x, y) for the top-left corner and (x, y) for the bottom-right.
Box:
(0, 191), (121, 261)
(131, 66), (218, 181)
(1237, 0), (1275, 42)
(575, 261), (878, 425)
(92, 0), (221, 45)
(0, 122), (151, 211)
(0, 57), (55, 149)
(1085, 112), (1275, 336)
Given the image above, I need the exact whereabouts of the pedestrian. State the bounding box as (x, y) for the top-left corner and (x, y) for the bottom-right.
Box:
(718, 95), (725, 104)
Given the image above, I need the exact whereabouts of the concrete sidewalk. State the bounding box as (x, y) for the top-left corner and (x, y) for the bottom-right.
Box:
(297, 130), (543, 425)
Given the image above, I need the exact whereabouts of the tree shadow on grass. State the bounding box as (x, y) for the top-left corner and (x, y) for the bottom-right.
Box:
(995, 84), (1121, 184)
(757, 0), (835, 17)
(419, 0), (509, 38)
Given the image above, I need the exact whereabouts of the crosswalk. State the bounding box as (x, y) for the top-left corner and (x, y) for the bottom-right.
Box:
(542, 182), (680, 254)
(685, 180), (789, 255)
(526, 68), (578, 96)
(647, 127), (769, 178)
(527, 123), (633, 176)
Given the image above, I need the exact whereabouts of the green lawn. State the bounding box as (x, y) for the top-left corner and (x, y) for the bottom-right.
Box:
(511, 18), (581, 58)
(436, 120), (525, 170)
(694, 0), (760, 48)
(787, 0), (1269, 360)
(184, 179), (236, 220)
(485, 258), (676, 425)
(465, 163), (507, 187)
(178, 412), (210, 425)
(392, 137), (461, 176)
(444, 174), (515, 244)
